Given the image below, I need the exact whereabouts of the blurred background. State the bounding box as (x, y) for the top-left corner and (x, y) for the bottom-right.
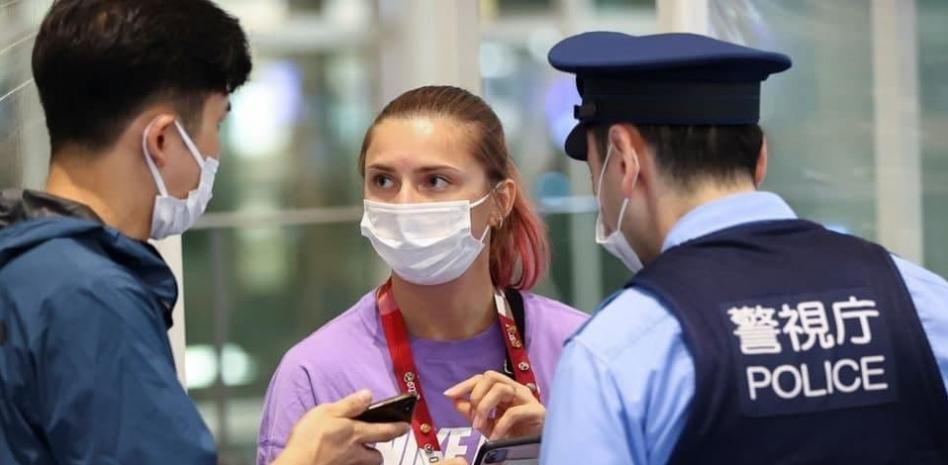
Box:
(2, 0), (947, 463)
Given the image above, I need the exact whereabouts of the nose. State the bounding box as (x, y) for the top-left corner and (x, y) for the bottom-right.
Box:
(394, 184), (424, 204)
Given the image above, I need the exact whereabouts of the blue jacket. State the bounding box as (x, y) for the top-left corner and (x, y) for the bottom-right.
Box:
(0, 190), (216, 465)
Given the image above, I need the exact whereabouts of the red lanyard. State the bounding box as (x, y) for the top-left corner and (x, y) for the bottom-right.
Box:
(376, 281), (539, 462)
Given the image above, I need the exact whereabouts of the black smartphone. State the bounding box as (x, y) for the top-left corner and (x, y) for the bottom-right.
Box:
(473, 435), (541, 465)
(353, 393), (417, 424)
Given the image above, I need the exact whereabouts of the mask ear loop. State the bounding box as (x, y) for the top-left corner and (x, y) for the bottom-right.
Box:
(174, 120), (207, 168)
(488, 181), (509, 231)
(142, 120), (170, 197)
(474, 181), (506, 242)
(615, 148), (640, 233)
(603, 145), (640, 235)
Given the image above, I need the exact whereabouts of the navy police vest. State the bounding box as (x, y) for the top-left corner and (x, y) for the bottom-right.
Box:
(629, 219), (948, 465)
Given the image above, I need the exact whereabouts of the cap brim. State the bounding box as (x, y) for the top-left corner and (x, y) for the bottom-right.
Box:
(564, 124), (587, 161)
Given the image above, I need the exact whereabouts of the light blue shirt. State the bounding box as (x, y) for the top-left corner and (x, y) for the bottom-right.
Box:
(540, 191), (948, 465)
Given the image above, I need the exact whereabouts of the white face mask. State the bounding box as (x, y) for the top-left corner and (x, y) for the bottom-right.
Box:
(595, 145), (644, 273)
(142, 120), (219, 240)
(360, 192), (493, 286)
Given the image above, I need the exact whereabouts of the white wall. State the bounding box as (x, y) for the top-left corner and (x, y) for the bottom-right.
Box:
(0, 0), (51, 189)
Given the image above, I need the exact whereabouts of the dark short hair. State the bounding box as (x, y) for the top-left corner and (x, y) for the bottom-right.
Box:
(594, 124), (763, 190)
(32, 0), (252, 155)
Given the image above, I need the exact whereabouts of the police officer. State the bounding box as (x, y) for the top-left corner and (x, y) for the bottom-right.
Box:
(539, 32), (948, 465)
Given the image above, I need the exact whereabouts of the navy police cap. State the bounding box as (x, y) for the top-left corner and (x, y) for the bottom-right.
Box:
(548, 32), (792, 160)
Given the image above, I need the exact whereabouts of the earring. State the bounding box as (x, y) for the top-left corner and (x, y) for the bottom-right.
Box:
(496, 216), (504, 229)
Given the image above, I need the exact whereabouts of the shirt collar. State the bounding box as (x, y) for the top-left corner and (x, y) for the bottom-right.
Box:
(661, 191), (797, 252)
(0, 189), (104, 226)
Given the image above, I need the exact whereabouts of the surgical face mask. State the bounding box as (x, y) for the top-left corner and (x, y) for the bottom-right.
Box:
(360, 192), (493, 286)
(142, 120), (219, 240)
(595, 145), (644, 273)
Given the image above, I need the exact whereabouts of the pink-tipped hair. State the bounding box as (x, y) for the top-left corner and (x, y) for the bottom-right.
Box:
(489, 167), (549, 290)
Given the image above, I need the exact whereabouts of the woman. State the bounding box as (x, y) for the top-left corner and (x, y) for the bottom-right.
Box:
(257, 86), (588, 465)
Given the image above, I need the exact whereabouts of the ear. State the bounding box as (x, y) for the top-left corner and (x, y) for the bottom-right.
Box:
(755, 137), (769, 187)
(143, 114), (178, 169)
(491, 178), (517, 227)
(609, 124), (642, 198)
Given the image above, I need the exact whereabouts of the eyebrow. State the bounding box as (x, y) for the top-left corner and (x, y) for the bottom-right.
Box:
(365, 163), (462, 174)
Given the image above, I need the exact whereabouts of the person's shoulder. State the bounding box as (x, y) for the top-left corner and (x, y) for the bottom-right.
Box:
(890, 255), (948, 333)
(521, 291), (589, 322)
(3, 234), (122, 282)
(572, 286), (684, 365)
(279, 290), (382, 371)
(267, 290), (390, 404)
(520, 291), (589, 340)
(1, 234), (146, 311)
(891, 255), (948, 292)
(1, 237), (168, 355)
(556, 286), (696, 434)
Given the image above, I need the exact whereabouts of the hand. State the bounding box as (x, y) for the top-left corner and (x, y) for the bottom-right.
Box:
(443, 370), (544, 440)
(273, 390), (411, 465)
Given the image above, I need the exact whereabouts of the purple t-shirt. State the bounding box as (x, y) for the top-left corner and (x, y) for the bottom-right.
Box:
(256, 289), (587, 465)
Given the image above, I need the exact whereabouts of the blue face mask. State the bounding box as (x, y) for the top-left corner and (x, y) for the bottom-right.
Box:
(142, 120), (219, 240)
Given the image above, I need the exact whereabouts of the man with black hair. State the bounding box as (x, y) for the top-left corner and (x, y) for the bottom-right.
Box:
(540, 32), (948, 465)
(0, 1), (410, 464)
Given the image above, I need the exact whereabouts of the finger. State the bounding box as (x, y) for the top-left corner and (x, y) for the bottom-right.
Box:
(472, 384), (515, 434)
(483, 371), (532, 397)
(483, 370), (513, 383)
(468, 376), (499, 407)
(484, 371), (536, 402)
(479, 418), (497, 441)
(468, 378), (500, 431)
(353, 420), (411, 443)
(444, 374), (484, 398)
(490, 404), (544, 441)
(478, 370), (535, 402)
(475, 383), (516, 422)
(350, 444), (385, 465)
(327, 389), (374, 418)
(452, 398), (474, 421)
